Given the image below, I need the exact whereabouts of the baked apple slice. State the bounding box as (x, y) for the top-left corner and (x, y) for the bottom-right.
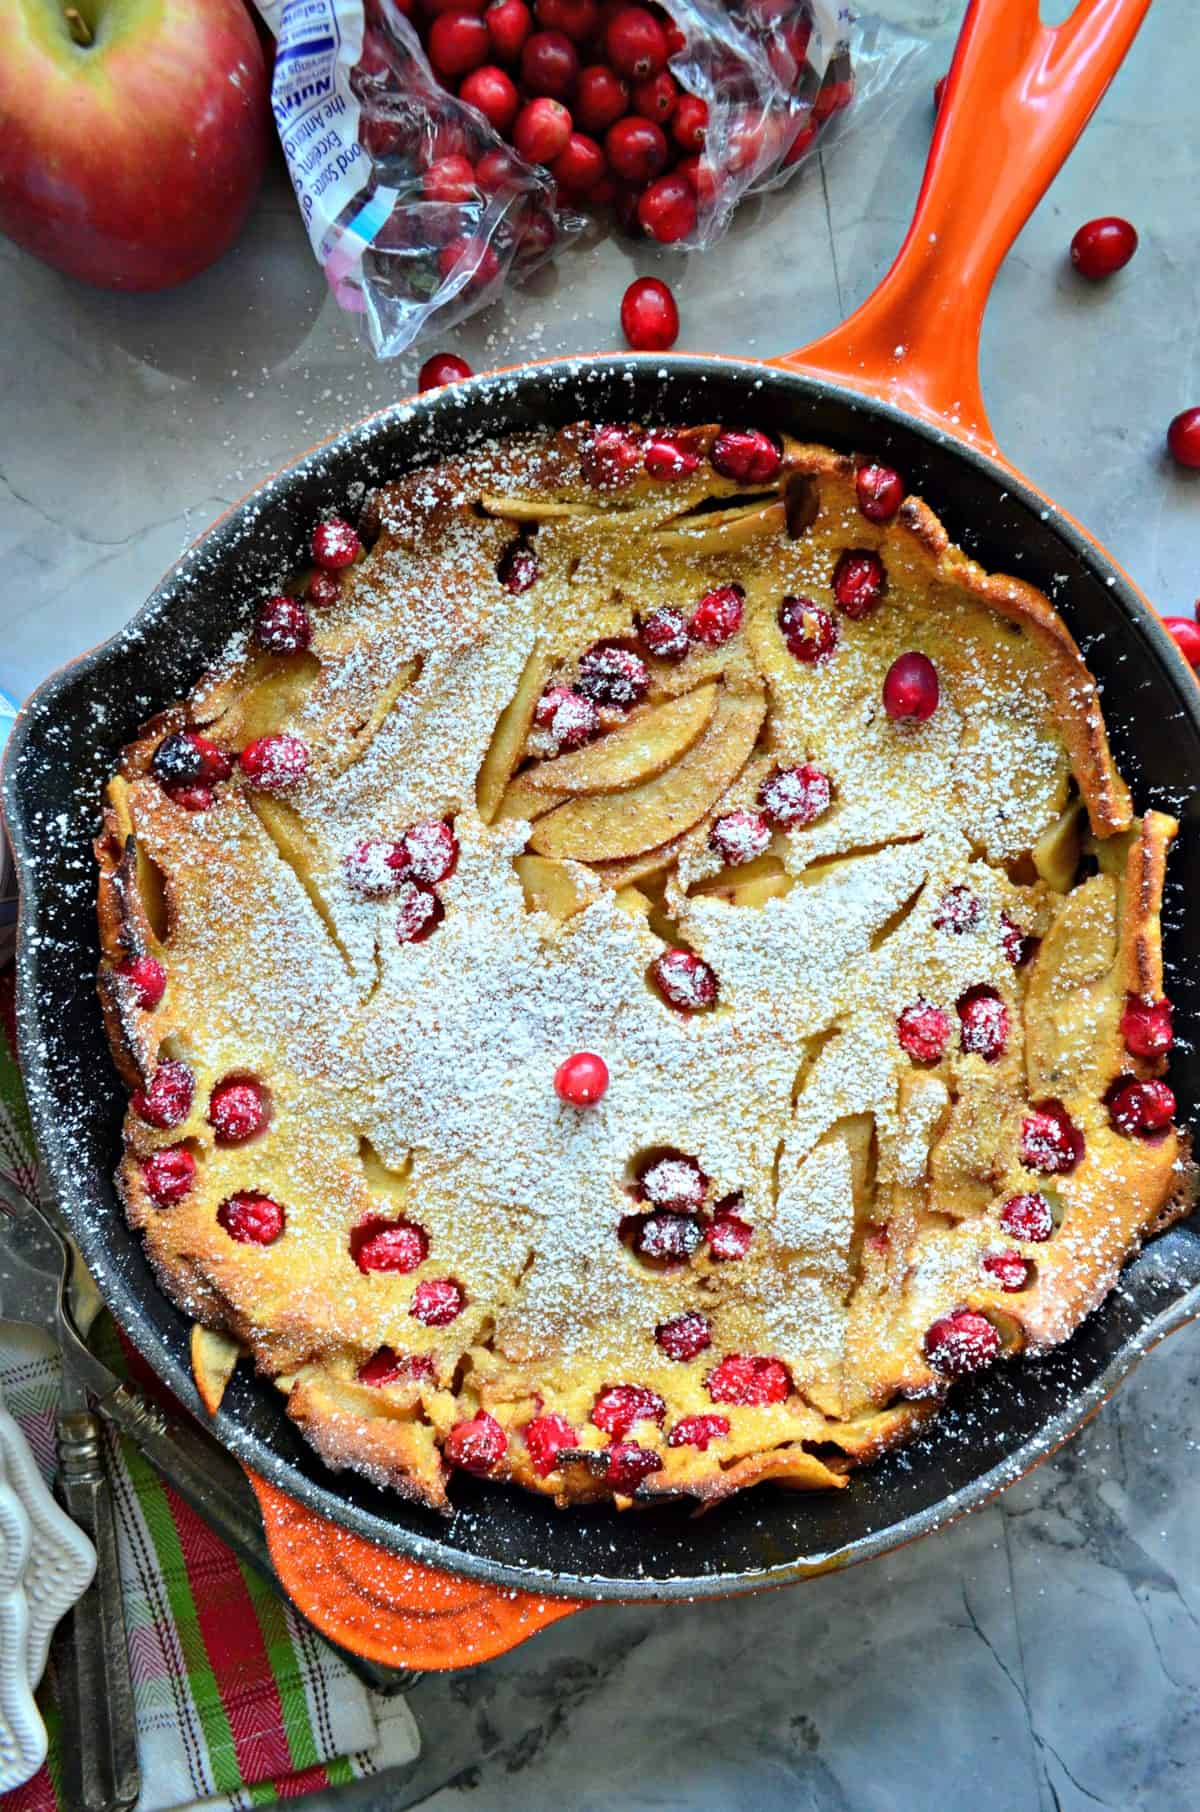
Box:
(526, 683), (718, 795)
(476, 647), (552, 823)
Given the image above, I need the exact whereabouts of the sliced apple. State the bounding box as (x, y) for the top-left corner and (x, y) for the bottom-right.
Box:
(1033, 798), (1084, 892)
(514, 855), (594, 920)
(191, 1325), (241, 1416)
(203, 651), (321, 747)
(528, 685), (767, 862)
(527, 684), (717, 796)
(498, 772), (568, 821)
(476, 647), (551, 823)
(726, 869), (795, 908)
(592, 838), (688, 889)
(247, 794), (351, 969)
(653, 499), (785, 553)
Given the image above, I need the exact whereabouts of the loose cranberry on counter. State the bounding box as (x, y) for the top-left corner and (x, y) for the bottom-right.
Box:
(444, 1410), (507, 1474)
(486, 0), (531, 60)
(141, 1147), (196, 1208)
(419, 352), (473, 393)
(689, 582), (744, 645)
(312, 517), (361, 570)
(605, 115), (669, 185)
(957, 986), (1010, 1062)
(1164, 616), (1200, 666)
(673, 91), (708, 152)
(554, 1051), (609, 1106)
(711, 428), (781, 484)
(638, 1153), (707, 1213)
(208, 1076), (269, 1144)
(923, 1309), (1001, 1375)
(633, 69), (678, 122)
(217, 1192), (285, 1246)
(933, 72), (947, 110)
(239, 734), (309, 791)
(308, 570), (342, 609)
(520, 27), (578, 96)
(896, 999), (951, 1064)
(758, 764), (832, 829)
(705, 1353), (791, 1406)
(576, 64), (628, 133)
(577, 639), (649, 706)
(410, 1276), (466, 1325)
(832, 549), (886, 619)
(1070, 216), (1137, 279)
(1020, 1100), (1084, 1174)
(497, 538), (539, 592)
(551, 131), (606, 194)
(779, 597), (837, 664)
(656, 1310), (712, 1361)
(710, 808), (772, 867)
(639, 605), (689, 659)
(999, 1192), (1054, 1243)
(651, 948), (717, 1011)
(1120, 993), (1174, 1058)
(855, 462), (905, 523)
(132, 1060), (194, 1130)
(883, 652), (939, 722)
(605, 5), (668, 79)
(1167, 408), (1200, 469)
(534, 684), (600, 749)
(351, 1216), (430, 1273)
(706, 1209), (753, 1261)
(429, 7), (490, 76)
(459, 63), (519, 131)
(1107, 1075), (1175, 1137)
(620, 276), (679, 351)
(605, 1442), (663, 1491)
(394, 880), (444, 943)
(117, 954), (166, 1011)
(667, 1413), (729, 1449)
(255, 593), (311, 655)
(644, 435), (699, 480)
(638, 171), (696, 243)
(524, 1412), (577, 1476)
(591, 1382), (665, 1436)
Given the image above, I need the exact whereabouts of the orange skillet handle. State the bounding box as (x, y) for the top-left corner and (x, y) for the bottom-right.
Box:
(246, 1470), (586, 1670)
(776, 0), (1150, 457)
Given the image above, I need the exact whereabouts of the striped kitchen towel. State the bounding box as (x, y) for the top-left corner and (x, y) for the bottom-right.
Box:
(0, 969), (420, 1812)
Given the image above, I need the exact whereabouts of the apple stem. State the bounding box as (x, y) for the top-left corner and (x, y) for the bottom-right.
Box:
(64, 6), (93, 45)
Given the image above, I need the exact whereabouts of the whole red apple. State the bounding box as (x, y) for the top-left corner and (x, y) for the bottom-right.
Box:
(0, 0), (272, 291)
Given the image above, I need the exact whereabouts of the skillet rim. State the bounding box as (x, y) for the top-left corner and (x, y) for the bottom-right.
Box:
(6, 350), (1200, 1602)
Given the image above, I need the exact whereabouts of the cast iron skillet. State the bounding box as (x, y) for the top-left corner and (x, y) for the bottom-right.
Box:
(5, 0), (1199, 1603)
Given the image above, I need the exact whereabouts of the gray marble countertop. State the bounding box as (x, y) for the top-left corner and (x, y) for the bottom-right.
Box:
(3, 3), (1198, 1807)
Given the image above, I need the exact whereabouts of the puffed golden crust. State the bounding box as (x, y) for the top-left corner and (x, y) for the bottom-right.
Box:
(95, 423), (1191, 1512)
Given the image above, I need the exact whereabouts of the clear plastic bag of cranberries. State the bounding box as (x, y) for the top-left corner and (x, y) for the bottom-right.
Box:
(258, 0), (922, 354)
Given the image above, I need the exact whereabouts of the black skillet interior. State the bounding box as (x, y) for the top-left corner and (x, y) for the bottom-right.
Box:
(7, 356), (1200, 1601)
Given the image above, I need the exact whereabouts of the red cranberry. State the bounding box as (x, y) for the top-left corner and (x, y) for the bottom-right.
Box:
(312, 517), (361, 570)
(638, 172), (696, 243)
(620, 276), (679, 352)
(498, 539), (539, 592)
(783, 122), (817, 167)
(513, 95), (572, 161)
(933, 72), (947, 110)
(460, 63), (519, 131)
(1167, 408), (1200, 469)
(551, 131), (606, 194)
(343, 839), (408, 895)
(578, 640), (649, 707)
(427, 0), (487, 13)
(208, 1076), (268, 1144)
(923, 1308), (1000, 1375)
(437, 236), (501, 290)
(689, 583), (744, 645)
(605, 6), (667, 79)
(779, 597), (837, 664)
(638, 1153), (706, 1213)
(999, 1192), (1054, 1243)
(351, 1217), (429, 1274)
(1121, 993), (1174, 1058)
(537, 0), (598, 41)
(883, 652), (939, 722)
(524, 1412), (577, 1476)
(520, 28), (578, 96)
(475, 146), (519, 193)
(218, 1192), (285, 1246)
(393, 819), (458, 886)
(1000, 912), (1037, 967)
(706, 1210), (753, 1261)
(308, 570), (342, 609)
(117, 954), (166, 1011)
(644, 435), (700, 480)
(1070, 216), (1137, 279)
(711, 428), (781, 484)
(651, 948), (717, 1011)
(141, 1147), (196, 1207)
(151, 730), (231, 794)
(592, 1383), (665, 1437)
(165, 784), (215, 812)
(534, 684), (600, 749)
(444, 1410), (507, 1474)
(132, 1060), (194, 1130)
(667, 1413), (729, 1449)
(896, 999), (951, 1064)
(934, 885), (982, 934)
(709, 808), (772, 867)
(395, 881), (443, 943)
(357, 1348), (434, 1388)
(422, 153), (478, 203)
(855, 463), (905, 523)
(957, 986), (1010, 1062)
(255, 593), (311, 655)
(757, 764), (832, 829)
(429, 9), (490, 76)
(656, 1311), (711, 1362)
(418, 354), (473, 399)
(239, 734), (309, 791)
(1164, 616), (1200, 666)
(410, 1277), (465, 1325)
(581, 423), (643, 487)
(486, 0), (531, 61)
(554, 1051), (609, 1105)
(1020, 1100), (1084, 1174)
(630, 1211), (703, 1262)
(673, 92), (708, 151)
(577, 63), (628, 133)
(633, 69), (677, 122)
(639, 605), (689, 659)
(1107, 1075), (1175, 1136)
(832, 549), (886, 619)
(705, 1353), (792, 1406)
(605, 1442), (663, 1491)
(605, 115), (668, 185)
